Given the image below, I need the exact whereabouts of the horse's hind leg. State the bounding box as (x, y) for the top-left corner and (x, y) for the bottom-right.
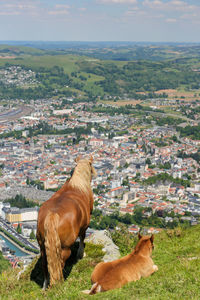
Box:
(61, 248), (71, 268)
(41, 248), (49, 290)
(77, 230), (86, 259)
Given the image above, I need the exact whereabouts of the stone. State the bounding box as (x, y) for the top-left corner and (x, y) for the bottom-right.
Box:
(85, 229), (120, 262)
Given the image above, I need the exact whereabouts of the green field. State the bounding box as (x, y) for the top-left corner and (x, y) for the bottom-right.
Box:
(0, 55), (80, 74)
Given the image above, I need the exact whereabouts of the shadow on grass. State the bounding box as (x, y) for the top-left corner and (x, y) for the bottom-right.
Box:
(30, 242), (81, 288)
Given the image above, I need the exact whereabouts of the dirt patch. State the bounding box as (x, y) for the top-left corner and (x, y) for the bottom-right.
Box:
(0, 56), (16, 59)
(104, 100), (141, 107)
(155, 89), (200, 101)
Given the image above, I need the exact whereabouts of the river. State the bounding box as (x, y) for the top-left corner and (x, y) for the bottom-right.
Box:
(0, 233), (28, 257)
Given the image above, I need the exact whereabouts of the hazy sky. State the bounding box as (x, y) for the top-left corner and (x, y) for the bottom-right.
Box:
(0, 0), (200, 42)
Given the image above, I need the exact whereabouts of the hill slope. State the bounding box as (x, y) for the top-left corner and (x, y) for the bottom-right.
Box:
(0, 226), (200, 299)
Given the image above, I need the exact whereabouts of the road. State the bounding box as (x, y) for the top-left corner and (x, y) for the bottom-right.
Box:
(0, 106), (33, 123)
(0, 217), (39, 252)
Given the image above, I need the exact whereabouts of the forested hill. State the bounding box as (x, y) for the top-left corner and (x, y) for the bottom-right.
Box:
(1, 43), (200, 100)
(0, 225), (200, 299)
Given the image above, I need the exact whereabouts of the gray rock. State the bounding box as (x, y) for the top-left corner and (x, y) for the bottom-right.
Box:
(85, 229), (120, 262)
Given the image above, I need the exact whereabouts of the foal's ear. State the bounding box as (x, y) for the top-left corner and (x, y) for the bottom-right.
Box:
(138, 233), (142, 240)
(150, 234), (154, 243)
(75, 155), (82, 163)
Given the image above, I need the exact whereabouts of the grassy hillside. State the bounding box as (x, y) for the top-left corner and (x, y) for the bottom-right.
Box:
(0, 44), (45, 56)
(0, 251), (10, 273)
(0, 225), (200, 300)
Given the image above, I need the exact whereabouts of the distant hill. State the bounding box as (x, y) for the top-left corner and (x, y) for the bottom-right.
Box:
(0, 225), (200, 299)
(0, 44), (45, 56)
(1, 41), (200, 61)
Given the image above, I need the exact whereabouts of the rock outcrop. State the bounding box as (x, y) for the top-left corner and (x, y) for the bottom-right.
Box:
(85, 229), (120, 262)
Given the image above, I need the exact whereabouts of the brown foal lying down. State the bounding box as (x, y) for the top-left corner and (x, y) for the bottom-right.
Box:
(84, 234), (158, 294)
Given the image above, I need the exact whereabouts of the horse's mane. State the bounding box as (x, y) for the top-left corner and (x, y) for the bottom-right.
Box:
(69, 159), (93, 195)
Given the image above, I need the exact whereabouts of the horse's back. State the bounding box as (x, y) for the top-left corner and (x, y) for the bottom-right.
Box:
(37, 188), (90, 247)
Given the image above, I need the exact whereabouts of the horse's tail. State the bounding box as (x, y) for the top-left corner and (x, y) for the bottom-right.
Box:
(44, 212), (63, 286)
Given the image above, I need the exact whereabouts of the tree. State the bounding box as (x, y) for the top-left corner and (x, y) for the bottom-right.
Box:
(146, 158), (151, 165)
(133, 206), (143, 224)
(92, 209), (102, 217)
(122, 213), (133, 224)
(16, 223), (22, 234)
(30, 230), (36, 240)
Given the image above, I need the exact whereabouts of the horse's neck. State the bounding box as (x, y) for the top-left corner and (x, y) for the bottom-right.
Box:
(69, 171), (91, 194)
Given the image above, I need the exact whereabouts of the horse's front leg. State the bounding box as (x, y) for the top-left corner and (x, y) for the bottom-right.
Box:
(77, 230), (86, 260)
(143, 263), (158, 278)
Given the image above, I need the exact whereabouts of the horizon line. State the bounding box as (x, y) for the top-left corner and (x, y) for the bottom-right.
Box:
(0, 40), (200, 44)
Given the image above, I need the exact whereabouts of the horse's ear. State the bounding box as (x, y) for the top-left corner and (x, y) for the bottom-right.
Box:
(75, 155), (82, 163)
(138, 233), (142, 240)
(150, 234), (154, 243)
(91, 165), (97, 177)
(89, 155), (93, 164)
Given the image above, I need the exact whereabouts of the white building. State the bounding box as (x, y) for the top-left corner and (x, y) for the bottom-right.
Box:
(53, 109), (74, 115)
(20, 207), (39, 222)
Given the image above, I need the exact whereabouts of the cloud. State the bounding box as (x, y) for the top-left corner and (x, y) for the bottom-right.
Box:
(143, 0), (198, 13)
(0, 1), (39, 16)
(48, 10), (69, 16)
(99, 0), (137, 4)
(166, 18), (177, 23)
(79, 7), (87, 11)
(54, 4), (70, 10)
(47, 3), (70, 17)
(0, 10), (20, 16)
(140, 0), (200, 25)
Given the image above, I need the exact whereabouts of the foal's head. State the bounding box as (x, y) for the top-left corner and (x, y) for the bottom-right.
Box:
(135, 233), (154, 256)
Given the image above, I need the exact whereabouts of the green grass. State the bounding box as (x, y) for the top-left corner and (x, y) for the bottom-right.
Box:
(0, 252), (11, 274)
(0, 54), (83, 74)
(1, 226), (200, 299)
(0, 44), (45, 55)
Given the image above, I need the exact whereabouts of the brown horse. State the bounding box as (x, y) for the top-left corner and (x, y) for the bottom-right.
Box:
(84, 234), (158, 294)
(36, 156), (96, 289)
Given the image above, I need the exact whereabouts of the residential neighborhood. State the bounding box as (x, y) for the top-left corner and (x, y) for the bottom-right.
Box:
(0, 96), (200, 237)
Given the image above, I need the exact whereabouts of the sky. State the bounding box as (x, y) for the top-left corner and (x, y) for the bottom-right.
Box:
(0, 0), (200, 42)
